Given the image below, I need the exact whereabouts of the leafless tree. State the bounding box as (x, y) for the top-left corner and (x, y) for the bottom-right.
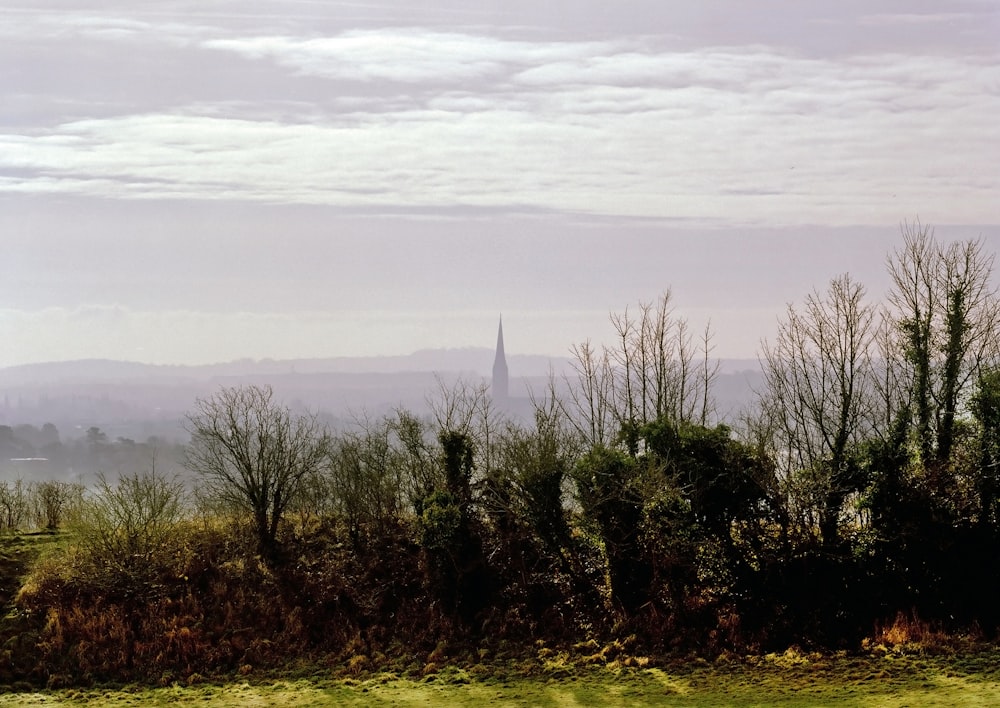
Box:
(870, 310), (911, 440)
(564, 340), (615, 447)
(758, 273), (878, 546)
(186, 384), (331, 557)
(72, 468), (185, 670)
(76, 470), (185, 579)
(698, 321), (721, 426)
(566, 291), (717, 451)
(427, 374), (505, 478)
(391, 408), (439, 508)
(326, 413), (407, 544)
(0, 479), (29, 531)
(32, 480), (84, 530)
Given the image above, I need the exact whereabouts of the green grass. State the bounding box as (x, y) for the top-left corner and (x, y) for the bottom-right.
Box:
(0, 530), (63, 589)
(4, 651), (1000, 707)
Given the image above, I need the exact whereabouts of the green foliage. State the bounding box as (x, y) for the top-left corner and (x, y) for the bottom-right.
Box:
(414, 430), (491, 626)
(419, 490), (462, 553)
(971, 368), (1000, 527)
(439, 429), (474, 504)
(572, 445), (639, 530)
(494, 408), (574, 549)
(571, 445), (650, 613)
(642, 419), (773, 534)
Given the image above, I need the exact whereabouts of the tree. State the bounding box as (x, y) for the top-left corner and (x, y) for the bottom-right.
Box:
(565, 339), (615, 447)
(566, 292), (717, 452)
(33, 480), (82, 530)
(480, 387), (591, 614)
(391, 408), (439, 510)
(571, 444), (647, 613)
(886, 221), (999, 465)
(0, 479), (28, 531)
(418, 429), (491, 624)
(326, 413), (407, 546)
(638, 417), (775, 624)
(489, 395), (579, 560)
(75, 470), (185, 588)
(427, 375), (505, 479)
(186, 384), (331, 558)
(758, 273), (877, 548)
(971, 368), (1000, 529)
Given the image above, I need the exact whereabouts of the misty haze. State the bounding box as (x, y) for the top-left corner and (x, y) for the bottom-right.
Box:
(2, 1), (1000, 703)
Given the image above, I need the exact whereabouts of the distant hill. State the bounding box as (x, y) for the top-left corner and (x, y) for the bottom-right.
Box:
(0, 351), (763, 442)
(0, 349), (575, 385)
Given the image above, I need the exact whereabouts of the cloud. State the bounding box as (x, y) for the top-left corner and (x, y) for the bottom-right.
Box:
(0, 9), (217, 46)
(202, 30), (612, 83)
(2, 16), (998, 226)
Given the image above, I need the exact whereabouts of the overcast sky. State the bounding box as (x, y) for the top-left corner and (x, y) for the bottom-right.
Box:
(2, 1), (998, 367)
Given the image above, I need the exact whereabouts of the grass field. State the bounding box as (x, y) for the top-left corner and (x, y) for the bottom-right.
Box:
(3, 650), (1000, 707)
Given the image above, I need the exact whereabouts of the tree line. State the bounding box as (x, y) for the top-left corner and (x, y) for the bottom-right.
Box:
(9, 221), (1000, 684)
(0, 423), (185, 486)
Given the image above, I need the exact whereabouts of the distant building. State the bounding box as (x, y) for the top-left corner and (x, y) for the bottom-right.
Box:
(490, 316), (538, 420)
(492, 316), (509, 402)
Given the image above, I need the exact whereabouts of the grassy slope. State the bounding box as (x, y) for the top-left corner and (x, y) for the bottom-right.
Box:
(0, 531), (64, 631)
(3, 653), (1000, 707)
(1, 532), (64, 685)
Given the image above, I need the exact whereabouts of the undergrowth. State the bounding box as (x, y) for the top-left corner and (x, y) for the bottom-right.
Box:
(4, 522), (999, 689)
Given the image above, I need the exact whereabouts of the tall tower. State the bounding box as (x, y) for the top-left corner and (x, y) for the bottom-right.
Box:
(492, 315), (509, 401)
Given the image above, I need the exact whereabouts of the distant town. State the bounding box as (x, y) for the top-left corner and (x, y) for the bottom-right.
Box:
(0, 338), (762, 483)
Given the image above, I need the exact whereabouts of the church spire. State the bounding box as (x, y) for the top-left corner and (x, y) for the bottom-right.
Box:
(492, 315), (509, 400)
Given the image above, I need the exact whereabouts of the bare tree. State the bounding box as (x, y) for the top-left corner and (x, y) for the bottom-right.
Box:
(566, 291), (717, 452)
(0, 479), (29, 531)
(32, 480), (84, 530)
(759, 274), (877, 547)
(870, 310), (911, 440)
(565, 340), (615, 447)
(698, 321), (721, 426)
(427, 374), (505, 478)
(427, 375), (485, 435)
(76, 470), (185, 580)
(72, 468), (185, 670)
(327, 413), (408, 544)
(391, 408), (439, 509)
(186, 384), (331, 557)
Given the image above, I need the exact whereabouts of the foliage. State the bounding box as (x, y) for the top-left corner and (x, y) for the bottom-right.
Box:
(417, 430), (491, 626)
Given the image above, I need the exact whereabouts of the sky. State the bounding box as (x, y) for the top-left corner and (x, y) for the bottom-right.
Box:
(1, 0), (998, 367)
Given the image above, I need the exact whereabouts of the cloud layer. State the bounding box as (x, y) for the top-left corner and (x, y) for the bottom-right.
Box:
(3, 6), (998, 226)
